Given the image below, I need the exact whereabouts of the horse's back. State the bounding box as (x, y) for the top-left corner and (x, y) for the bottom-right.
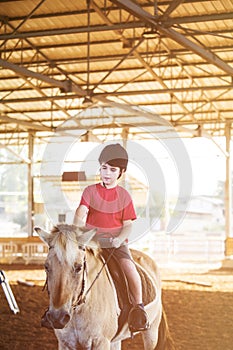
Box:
(131, 249), (160, 282)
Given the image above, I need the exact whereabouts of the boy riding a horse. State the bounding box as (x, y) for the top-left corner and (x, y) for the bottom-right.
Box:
(73, 143), (149, 333)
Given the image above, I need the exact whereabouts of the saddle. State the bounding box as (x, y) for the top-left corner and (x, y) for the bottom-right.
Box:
(100, 248), (155, 337)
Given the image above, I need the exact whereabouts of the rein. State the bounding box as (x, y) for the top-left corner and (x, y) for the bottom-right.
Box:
(72, 247), (116, 309)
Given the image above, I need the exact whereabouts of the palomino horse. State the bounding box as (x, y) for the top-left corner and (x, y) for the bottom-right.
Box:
(35, 224), (174, 350)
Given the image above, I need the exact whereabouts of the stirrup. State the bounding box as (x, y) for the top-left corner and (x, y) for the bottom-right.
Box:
(128, 304), (150, 335)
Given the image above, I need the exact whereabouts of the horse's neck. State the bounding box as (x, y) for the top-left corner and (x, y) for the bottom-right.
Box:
(75, 250), (119, 341)
(85, 250), (116, 305)
(86, 249), (104, 278)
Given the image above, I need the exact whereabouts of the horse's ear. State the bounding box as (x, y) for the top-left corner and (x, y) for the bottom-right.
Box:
(76, 228), (97, 247)
(34, 226), (52, 246)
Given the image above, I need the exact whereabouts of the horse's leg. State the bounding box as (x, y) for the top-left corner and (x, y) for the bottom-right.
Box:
(57, 339), (71, 350)
(142, 310), (175, 350)
(56, 331), (80, 350)
(141, 318), (160, 350)
(140, 303), (163, 350)
(110, 340), (121, 350)
(57, 338), (75, 350)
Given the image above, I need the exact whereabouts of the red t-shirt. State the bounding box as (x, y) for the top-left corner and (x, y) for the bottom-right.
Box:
(79, 183), (136, 236)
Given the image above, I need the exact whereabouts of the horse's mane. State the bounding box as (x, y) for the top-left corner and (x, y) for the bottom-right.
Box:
(50, 225), (98, 266)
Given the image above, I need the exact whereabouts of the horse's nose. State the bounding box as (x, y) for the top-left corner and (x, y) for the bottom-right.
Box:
(41, 310), (53, 329)
(47, 310), (71, 329)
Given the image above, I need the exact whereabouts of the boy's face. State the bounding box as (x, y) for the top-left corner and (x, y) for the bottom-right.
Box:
(100, 162), (121, 187)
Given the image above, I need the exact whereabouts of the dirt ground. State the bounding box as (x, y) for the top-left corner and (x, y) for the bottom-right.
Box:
(0, 263), (233, 350)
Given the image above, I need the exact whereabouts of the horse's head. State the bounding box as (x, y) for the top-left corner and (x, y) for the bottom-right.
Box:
(35, 224), (96, 329)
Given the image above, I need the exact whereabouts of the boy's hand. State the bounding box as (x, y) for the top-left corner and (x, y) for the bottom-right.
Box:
(111, 237), (121, 248)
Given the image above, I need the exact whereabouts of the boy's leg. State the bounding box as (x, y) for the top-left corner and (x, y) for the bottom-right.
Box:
(119, 258), (142, 305)
(119, 257), (149, 333)
(102, 245), (149, 332)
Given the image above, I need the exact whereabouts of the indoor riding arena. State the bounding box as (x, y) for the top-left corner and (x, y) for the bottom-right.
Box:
(1, 1), (233, 350)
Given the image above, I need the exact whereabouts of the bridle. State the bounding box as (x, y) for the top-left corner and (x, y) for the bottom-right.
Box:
(72, 247), (116, 309)
(72, 253), (87, 308)
(43, 245), (116, 310)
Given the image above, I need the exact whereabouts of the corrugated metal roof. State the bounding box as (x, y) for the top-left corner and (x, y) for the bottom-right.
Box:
(0, 0), (233, 143)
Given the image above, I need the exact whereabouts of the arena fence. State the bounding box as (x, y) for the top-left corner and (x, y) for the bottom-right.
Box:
(0, 233), (226, 266)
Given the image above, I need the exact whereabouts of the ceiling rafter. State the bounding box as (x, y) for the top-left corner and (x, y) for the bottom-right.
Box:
(2, 110), (230, 126)
(0, 58), (170, 127)
(1, 82), (232, 104)
(0, 58), (79, 93)
(2, 20), (81, 121)
(91, 0), (190, 116)
(0, 113), (53, 132)
(1, 65), (232, 89)
(1, 33), (233, 57)
(109, 0), (232, 128)
(1, 10), (233, 41)
(1, 0), (221, 23)
(0, 4), (177, 130)
(160, 40), (224, 123)
(107, 0), (233, 137)
(0, 22), (145, 40)
(1, 4), (176, 131)
(110, 0), (233, 77)
(160, 0), (185, 21)
(0, 0), (46, 49)
(0, 0), (233, 140)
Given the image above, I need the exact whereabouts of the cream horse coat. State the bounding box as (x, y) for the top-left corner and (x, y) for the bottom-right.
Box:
(35, 225), (174, 350)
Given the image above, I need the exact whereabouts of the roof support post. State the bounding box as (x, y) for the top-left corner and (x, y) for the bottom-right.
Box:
(27, 132), (34, 237)
(121, 127), (129, 189)
(225, 122), (232, 256)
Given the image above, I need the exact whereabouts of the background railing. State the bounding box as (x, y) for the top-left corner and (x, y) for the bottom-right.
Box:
(0, 233), (225, 266)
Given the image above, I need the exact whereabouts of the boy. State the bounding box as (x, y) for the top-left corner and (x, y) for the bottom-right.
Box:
(73, 143), (149, 333)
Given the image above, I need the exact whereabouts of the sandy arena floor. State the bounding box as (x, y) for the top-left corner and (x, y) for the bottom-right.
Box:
(0, 263), (233, 350)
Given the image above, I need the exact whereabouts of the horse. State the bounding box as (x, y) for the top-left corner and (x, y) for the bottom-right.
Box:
(35, 224), (175, 350)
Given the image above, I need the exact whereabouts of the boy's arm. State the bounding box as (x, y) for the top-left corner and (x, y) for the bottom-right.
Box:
(112, 220), (132, 248)
(73, 204), (88, 227)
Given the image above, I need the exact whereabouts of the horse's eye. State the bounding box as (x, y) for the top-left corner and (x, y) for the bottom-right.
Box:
(73, 263), (82, 274)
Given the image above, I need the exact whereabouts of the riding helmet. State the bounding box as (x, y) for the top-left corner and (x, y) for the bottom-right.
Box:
(98, 143), (128, 171)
